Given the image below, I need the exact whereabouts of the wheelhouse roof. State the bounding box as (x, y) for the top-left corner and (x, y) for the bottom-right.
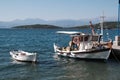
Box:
(56, 31), (85, 35)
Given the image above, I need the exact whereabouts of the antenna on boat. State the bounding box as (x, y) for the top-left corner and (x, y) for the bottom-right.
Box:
(100, 11), (105, 41)
(117, 0), (120, 35)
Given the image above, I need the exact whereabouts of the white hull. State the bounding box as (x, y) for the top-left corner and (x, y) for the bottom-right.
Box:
(54, 44), (111, 60)
(10, 50), (37, 62)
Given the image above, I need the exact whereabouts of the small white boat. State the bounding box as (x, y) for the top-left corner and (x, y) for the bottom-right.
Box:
(10, 50), (37, 62)
(54, 31), (112, 60)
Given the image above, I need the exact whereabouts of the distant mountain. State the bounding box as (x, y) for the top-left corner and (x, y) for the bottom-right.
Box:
(0, 19), (47, 28)
(48, 20), (89, 27)
(0, 17), (117, 28)
(12, 21), (117, 29)
(70, 21), (117, 29)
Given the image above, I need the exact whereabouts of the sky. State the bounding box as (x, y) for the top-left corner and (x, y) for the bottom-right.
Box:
(0, 0), (119, 21)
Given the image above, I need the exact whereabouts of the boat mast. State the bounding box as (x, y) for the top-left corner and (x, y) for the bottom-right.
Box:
(100, 12), (105, 42)
(117, 0), (120, 35)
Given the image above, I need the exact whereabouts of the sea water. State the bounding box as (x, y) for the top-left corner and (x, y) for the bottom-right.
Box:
(0, 28), (120, 80)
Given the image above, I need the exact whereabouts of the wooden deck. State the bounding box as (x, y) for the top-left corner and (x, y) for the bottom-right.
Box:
(112, 45), (120, 50)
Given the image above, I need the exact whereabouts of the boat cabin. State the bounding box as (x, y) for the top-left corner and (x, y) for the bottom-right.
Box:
(70, 34), (101, 51)
(57, 31), (102, 51)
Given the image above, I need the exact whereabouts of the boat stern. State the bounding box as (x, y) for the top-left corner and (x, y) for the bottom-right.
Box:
(53, 43), (57, 52)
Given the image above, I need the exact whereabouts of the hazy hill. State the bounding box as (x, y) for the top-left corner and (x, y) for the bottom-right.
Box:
(12, 21), (118, 29)
(0, 19), (88, 28)
(12, 24), (62, 29)
(70, 22), (118, 29)
(0, 17), (117, 28)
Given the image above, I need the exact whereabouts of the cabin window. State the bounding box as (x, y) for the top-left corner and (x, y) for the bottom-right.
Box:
(84, 36), (89, 41)
(91, 36), (99, 41)
(79, 36), (83, 41)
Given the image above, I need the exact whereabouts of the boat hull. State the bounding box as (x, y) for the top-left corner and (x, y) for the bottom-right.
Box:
(110, 49), (120, 59)
(10, 51), (37, 62)
(54, 44), (111, 60)
(57, 50), (110, 60)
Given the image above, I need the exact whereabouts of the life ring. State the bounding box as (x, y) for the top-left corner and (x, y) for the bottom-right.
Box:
(72, 36), (80, 44)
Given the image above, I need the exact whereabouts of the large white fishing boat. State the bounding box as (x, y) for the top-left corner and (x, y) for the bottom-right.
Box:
(54, 31), (111, 60)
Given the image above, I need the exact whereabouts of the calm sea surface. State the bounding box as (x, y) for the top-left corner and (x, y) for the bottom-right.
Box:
(0, 28), (120, 80)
